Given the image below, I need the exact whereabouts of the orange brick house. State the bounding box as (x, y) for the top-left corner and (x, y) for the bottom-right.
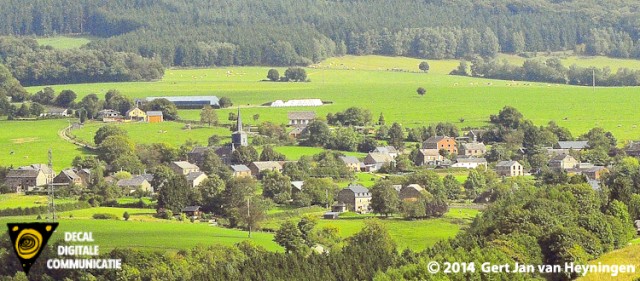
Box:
(147, 111), (164, 123)
(422, 136), (457, 155)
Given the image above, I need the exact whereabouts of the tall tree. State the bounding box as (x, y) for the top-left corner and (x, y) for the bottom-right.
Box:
(200, 105), (217, 126)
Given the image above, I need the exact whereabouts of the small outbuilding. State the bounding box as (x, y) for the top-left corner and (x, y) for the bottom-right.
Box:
(323, 212), (340, 219)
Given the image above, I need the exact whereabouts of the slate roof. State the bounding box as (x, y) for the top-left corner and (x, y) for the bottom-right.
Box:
(59, 169), (80, 180)
(251, 161), (282, 171)
(46, 107), (68, 114)
(340, 156), (361, 165)
(19, 164), (53, 175)
(345, 185), (369, 195)
(366, 152), (393, 163)
(423, 136), (451, 144)
(147, 111), (163, 117)
(140, 174), (154, 182)
(186, 172), (207, 182)
(496, 161), (520, 167)
(550, 154), (575, 161)
(173, 161), (199, 170)
(419, 149), (440, 156)
(117, 176), (149, 187)
(147, 96), (219, 105)
(287, 111), (316, 120)
(231, 165), (250, 172)
(462, 142), (486, 150)
(455, 157), (487, 164)
(556, 141), (589, 149)
(7, 169), (41, 178)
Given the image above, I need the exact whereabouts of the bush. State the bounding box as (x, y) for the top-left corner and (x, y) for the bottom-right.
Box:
(92, 213), (119, 220)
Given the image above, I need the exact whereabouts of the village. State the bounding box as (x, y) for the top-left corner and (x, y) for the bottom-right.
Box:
(3, 95), (640, 236)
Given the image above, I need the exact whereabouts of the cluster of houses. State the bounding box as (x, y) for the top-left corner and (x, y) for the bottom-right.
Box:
(324, 183), (434, 219)
(96, 107), (164, 123)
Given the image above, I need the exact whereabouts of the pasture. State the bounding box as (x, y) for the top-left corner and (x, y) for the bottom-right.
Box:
(0, 119), (90, 171)
(0, 193), (76, 210)
(35, 35), (93, 49)
(263, 206), (479, 252)
(23, 55), (640, 142)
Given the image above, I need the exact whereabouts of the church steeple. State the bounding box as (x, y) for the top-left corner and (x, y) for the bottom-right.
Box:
(231, 107), (248, 148)
(236, 107), (243, 132)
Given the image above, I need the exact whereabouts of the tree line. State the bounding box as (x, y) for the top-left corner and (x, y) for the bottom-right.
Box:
(457, 56), (640, 86)
(0, 37), (164, 86)
(1, 0), (640, 67)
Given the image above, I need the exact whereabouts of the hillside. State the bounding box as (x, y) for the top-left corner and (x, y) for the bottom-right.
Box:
(0, 0), (639, 67)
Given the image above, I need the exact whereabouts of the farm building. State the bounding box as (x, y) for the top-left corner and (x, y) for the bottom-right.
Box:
(554, 141), (590, 151)
(323, 212), (340, 219)
(363, 152), (394, 172)
(186, 172), (208, 188)
(416, 149), (445, 166)
(171, 161), (200, 175)
(52, 169), (83, 187)
(97, 109), (122, 121)
(117, 176), (153, 194)
(287, 111), (316, 127)
(399, 184), (425, 201)
(147, 111), (164, 123)
(182, 206), (202, 218)
(496, 161), (524, 177)
(41, 107), (69, 117)
(548, 154), (579, 170)
(451, 157), (487, 169)
(249, 161), (283, 177)
(271, 99), (323, 107)
(373, 146), (399, 159)
(460, 142), (486, 156)
(336, 185), (371, 213)
(422, 136), (457, 155)
(332, 202), (347, 213)
(5, 169), (47, 192)
(145, 96), (219, 108)
(339, 156), (363, 172)
(19, 164), (55, 183)
(126, 107), (147, 121)
(231, 165), (252, 178)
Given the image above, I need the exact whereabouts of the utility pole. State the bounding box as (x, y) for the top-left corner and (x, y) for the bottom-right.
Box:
(247, 197), (251, 238)
(325, 189), (329, 209)
(592, 68), (596, 91)
(48, 149), (56, 222)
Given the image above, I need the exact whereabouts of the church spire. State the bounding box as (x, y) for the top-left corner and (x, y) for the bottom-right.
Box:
(236, 107), (242, 132)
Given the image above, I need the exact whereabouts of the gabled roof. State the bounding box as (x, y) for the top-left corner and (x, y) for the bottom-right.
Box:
(19, 164), (54, 175)
(147, 111), (163, 117)
(7, 169), (42, 178)
(189, 146), (211, 155)
(392, 185), (402, 192)
(556, 141), (589, 149)
(172, 161), (199, 170)
(496, 161), (520, 167)
(462, 142), (486, 150)
(455, 157), (487, 164)
(345, 185), (369, 194)
(584, 166), (607, 173)
(231, 165), (250, 172)
(366, 152), (393, 163)
(287, 111), (316, 120)
(59, 169), (80, 180)
(339, 156), (361, 165)
(117, 176), (149, 187)
(373, 146), (398, 154)
(182, 206), (201, 212)
(125, 107), (145, 115)
(251, 161), (283, 171)
(46, 107), (67, 114)
(186, 172), (207, 182)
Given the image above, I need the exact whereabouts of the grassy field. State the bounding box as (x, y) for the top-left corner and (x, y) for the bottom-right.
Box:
(0, 194), (76, 210)
(577, 241), (640, 281)
(0, 119), (90, 171)
(36, 35), (93, 49)
(0, 207), (282, 252)
(69, 120), (231, 146)
(263, 206), (479, 252)
(24, 55), (640, 143)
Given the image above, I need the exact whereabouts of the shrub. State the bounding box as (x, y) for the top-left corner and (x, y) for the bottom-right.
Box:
(92, 213), (119, 220)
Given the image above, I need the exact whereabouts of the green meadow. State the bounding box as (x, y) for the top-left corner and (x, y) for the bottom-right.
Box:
(23, 55), (640, 144)
(0, 119), (90, 171)
(0, 193), (76, 210)
(35, 35), (93, 49)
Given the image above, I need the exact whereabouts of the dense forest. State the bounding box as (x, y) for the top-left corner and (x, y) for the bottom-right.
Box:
(0, 37), (163, 86)
(0, 0), (639, 67)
